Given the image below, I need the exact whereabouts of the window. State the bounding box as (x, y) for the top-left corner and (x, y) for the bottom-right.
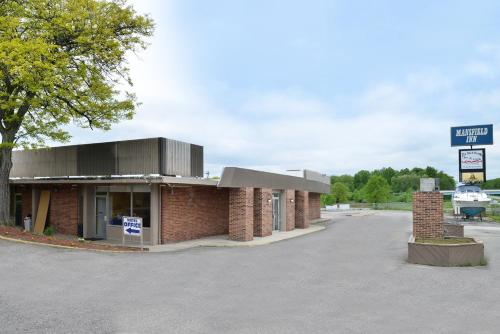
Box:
(101, 186), (151, 228)
(109, 192), (130, 226)
(133, 192), (151, 228)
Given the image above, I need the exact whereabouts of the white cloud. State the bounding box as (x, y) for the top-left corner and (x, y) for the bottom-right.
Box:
(465, 61), (495, 78)
(61, 5), (500, 181)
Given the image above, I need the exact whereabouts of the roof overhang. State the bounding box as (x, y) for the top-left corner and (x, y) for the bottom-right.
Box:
(9, 175), (218, 187)
(218, 167), (330, 194)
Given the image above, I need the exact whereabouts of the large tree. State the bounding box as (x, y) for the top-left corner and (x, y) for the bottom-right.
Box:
(363, 175), (391, 204)
(331, 182), (350, 205)
(0, 0), (154, 224)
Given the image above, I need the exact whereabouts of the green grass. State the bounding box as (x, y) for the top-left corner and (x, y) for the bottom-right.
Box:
(415, 237), (476, 244)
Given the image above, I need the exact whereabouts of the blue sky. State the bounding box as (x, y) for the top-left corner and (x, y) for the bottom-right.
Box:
(66, 0), (500, 179)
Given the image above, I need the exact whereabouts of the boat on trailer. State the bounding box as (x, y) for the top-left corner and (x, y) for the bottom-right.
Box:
(452, 184), (491, 219)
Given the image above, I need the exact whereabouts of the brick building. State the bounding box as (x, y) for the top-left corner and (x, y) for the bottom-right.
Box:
(9, 138), (329, 245)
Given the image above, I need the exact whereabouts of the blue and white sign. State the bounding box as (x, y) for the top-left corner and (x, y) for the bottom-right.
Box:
(123, 217), (142, 236)
(451, 124), (494, 146)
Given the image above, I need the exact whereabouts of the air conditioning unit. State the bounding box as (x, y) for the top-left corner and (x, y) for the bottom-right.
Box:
(420, 178), (440, 192)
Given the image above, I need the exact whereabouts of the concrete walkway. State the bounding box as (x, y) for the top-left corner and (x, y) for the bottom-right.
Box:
(148, 224), (326, 252)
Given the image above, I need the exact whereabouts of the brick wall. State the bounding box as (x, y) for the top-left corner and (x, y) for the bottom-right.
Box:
(308, 192), (321, 220)
(49, 185), (79, 235)
(229, 187), (254, 241)
(253, 188), (272, 237)
(413, 191), (444, 239)
(285, 189), (295, 231)
(20, 187), (32, 222)
(161, 186), (229, 243)
(295, 190), (309, 229)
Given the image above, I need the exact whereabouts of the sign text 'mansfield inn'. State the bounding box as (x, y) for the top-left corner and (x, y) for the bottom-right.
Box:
(450, 124), (494, 146)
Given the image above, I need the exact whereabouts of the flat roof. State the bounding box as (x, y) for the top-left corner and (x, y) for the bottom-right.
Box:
(10, 167), (330, 193)
(9, 175), (218, 187)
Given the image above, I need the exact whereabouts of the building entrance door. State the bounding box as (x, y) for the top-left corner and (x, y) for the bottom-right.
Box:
(272, 192), (281, 231)
(95, 195), (107, 239)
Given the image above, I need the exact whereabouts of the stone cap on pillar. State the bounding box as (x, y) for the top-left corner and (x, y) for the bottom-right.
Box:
(420, 178), (440, 192)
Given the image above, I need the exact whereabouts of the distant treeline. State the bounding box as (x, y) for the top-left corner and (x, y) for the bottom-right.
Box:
(322, 166), (456, 205)
(483, 178), (500, 189)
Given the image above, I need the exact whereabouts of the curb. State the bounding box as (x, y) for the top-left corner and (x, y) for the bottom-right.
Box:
(148, 225), (327, 252)
(0, 235), (146, 253)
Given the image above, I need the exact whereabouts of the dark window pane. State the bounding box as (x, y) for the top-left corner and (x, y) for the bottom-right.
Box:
(133, 192), (150, 228)
(110, 192), (130, 225)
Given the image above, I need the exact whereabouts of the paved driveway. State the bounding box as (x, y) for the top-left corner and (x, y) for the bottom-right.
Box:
(1, 211), (500, 334)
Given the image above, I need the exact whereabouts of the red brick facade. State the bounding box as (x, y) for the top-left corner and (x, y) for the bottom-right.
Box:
(308, 192), (321, 220)
(49, 185), (79, 235)
(16, 185), (78, 235)
(253, 188), (272, 237)
(161, 186), (229, 243)
(285, 189), (295, 231)
(229, 187), (254, 241)
(15, 183), (323, 243)
(20, 187), (32, 222)
(295, 191), (309, 229)
(413, 191), (444, 239)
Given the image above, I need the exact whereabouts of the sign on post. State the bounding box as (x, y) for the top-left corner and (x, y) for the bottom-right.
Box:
(122, 216), (143, 250)
(459, 148), (486, 183)
(451, 124), (493, 147)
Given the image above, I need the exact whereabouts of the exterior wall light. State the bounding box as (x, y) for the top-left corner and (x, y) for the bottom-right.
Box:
(290, 199), (294, 203)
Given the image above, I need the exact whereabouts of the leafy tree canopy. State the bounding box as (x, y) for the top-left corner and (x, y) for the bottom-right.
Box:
(0, 0), (154, 224)
(363, 175), (391, 203)
(331, 182), (350, 204)
(0, 0), (154, 147)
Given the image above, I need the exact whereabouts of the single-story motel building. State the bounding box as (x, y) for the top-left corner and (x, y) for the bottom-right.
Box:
(9, 138), (329, 245)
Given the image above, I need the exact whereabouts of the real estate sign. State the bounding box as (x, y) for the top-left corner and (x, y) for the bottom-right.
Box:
(451, 124), (493, 146)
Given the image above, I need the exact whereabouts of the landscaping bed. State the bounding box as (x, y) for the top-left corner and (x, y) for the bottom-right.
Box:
(408, 235), (485, 267)
(415, 237), (474, 244)
(0, 225), (143, 252)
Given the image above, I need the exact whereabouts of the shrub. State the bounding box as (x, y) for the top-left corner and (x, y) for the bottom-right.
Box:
(43, 226), (56, 236)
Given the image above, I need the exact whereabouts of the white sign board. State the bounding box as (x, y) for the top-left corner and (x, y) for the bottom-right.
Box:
(123, 216), (142, 236)
(460, 150), (484, 170)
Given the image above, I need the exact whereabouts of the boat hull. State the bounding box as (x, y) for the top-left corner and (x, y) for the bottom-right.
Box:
(452, 200), (490, 217)
(459, 207), (486, 217)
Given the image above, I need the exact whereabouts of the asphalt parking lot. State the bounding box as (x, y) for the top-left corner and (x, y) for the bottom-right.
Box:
(1, 210), (500, 334)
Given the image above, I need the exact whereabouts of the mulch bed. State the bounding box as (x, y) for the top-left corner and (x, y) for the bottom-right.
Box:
(0, 225), (144, 252)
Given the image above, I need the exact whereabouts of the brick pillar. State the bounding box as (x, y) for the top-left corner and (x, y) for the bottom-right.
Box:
(253, 188), (272, 237)
(295, 190), (309, 229)
(308, 193), (321, 220)
(285, 189), (295, 231)
(413, 191), (444, 239)
(229, 188), (254, 241)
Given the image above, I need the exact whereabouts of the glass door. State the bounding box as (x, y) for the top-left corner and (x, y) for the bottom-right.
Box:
(95, 195), (108, 239)
(272, 192), (281, 231)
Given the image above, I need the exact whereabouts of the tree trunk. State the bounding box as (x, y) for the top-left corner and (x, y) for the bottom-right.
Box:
(0, 143), (13, 225)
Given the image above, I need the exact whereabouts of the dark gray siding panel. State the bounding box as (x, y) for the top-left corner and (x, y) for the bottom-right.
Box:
(11, 137), (204, 178)
(11, 147), (77, 177)
(117, 138), (160, 175)
(163, 139), (191, 176)
(190, 144), (203, 177)
(159, 138), (166, 175)
(77, 143), (117, 176)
